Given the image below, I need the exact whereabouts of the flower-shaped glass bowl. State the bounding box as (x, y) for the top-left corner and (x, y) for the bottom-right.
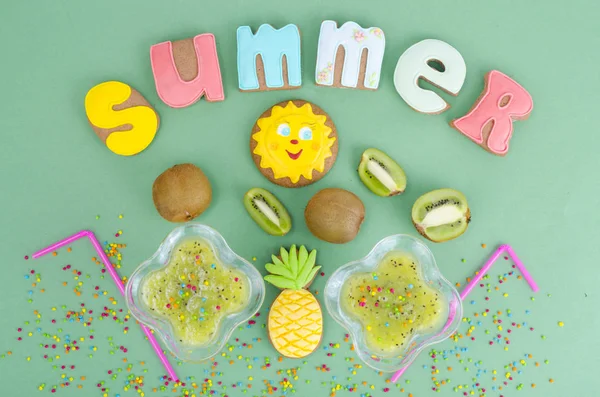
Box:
(324, 234), (462, 372)
(125, 224), (265, 362)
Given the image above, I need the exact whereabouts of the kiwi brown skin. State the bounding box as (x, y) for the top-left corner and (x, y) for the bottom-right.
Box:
(304, 188), (365, 244)
(152, 163), (212, 222)
(414, 208), (472, 243)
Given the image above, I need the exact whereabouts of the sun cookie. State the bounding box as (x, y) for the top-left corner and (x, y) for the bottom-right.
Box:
(250, 100), (338, 188)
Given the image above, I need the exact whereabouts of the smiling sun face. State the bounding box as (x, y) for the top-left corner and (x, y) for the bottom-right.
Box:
(252, 101), (337, 185)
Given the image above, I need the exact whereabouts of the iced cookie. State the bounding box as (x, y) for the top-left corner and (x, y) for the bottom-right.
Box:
(450, 70), (533, 156)
(394, 39), (466, 114)
(265, 245), (323, 358)
(84, 81), (159, 156)
(237, 24), (302, 92)
(150, 33), (224, 108)
(250, 100), (338, 187)
(315, 21), (385, 90)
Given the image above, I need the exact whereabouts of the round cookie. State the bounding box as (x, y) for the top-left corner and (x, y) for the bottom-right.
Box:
(250, 100), (338, 188)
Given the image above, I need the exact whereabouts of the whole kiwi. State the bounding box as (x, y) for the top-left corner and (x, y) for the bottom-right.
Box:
(152, 163), (212, 222)
(305, 188), (365, 244)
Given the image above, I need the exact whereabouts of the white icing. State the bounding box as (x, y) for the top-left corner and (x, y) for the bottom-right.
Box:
(420, 205), (464, 228)
(394, 39), (466, 114)
(315, 21), (386, 89)
(254, 198), (280, 227)
(367, 160), (398, 192)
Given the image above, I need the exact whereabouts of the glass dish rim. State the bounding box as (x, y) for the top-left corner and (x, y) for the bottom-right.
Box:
(324, 233), (463, 372)
(125, 223), (266, 362)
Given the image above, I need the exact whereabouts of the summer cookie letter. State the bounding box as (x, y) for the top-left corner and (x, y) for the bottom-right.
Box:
(150, 33), (224, 108)
(450, 70), (533, 156)
(250, 100), (338, 188)
(84, 81), (159, 156)
(315, 21), (385, 90)
(394, 39), (466, 114)
(237, 24), (301, 91)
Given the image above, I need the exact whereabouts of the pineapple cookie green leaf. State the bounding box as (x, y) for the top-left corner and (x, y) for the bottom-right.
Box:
(265, 263), (294, 279)
(264, 275), (297, 290)
(289, 245), (299, 277)
(264, 245), (320, 290)
(271, 255), (286, 269)
(298, 245), (308, 271)
(280, 247), (289, 266)
(297, 249), (318, 288)
(306, 266), (321, 287)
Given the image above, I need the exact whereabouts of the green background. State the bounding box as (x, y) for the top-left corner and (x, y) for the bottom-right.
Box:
(1, 0), (597, 395)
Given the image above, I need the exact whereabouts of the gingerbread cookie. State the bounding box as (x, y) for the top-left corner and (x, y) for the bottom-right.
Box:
(315, 21), (385, 90)
(237, 24), (302, 92)
(150, 33), (224, 108)
(394, 39), (466, 114)
(84, 81), (160, 156)
(265, 245), (323, 358)
(250, 100), (338, 188)
(450, 70), (533, 156)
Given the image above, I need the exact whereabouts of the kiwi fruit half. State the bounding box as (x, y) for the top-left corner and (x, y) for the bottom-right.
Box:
(243, 188), (292, 236)
(305, 188), (365, 244)
(358, 148), (407, 197)
(411, 188), (470, 242)
(152, 163), (212, 222)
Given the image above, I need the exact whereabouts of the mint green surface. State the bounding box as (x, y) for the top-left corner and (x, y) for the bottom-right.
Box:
(1, 1), (597, 395)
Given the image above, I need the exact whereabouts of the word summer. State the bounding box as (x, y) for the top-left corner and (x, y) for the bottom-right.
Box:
(86, 21), (533, 157)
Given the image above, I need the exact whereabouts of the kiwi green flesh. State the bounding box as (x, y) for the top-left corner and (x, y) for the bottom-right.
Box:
(358, 148), (407, 197)
(244, 188), (291, 236)
(412, 189), (469, 242)
(417, 215), (469, 242)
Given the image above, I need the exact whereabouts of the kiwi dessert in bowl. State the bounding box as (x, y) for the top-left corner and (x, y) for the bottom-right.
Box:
(125, 224), (265, 362)
(324, 234), (462, 372)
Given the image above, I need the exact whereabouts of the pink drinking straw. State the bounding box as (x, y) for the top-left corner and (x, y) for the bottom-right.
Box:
(32, 230), (179, 382)
(390, 244), (539, 382)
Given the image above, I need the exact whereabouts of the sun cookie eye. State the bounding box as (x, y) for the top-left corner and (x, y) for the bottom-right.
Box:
(277, 123), (291, 137)
(299, 126), (313, 141)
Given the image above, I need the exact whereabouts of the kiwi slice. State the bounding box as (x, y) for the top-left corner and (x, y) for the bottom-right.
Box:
(358, 148), (407, 197)
(411, 188), (470, 243)
(244, 188), (291, 236)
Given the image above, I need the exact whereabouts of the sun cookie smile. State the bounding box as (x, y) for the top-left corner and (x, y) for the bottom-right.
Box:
(286, 149), (303, 160)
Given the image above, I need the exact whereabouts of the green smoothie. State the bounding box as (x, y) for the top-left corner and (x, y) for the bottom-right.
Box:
(141, 238), (250, 345)
(341, 251), (447, 355)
